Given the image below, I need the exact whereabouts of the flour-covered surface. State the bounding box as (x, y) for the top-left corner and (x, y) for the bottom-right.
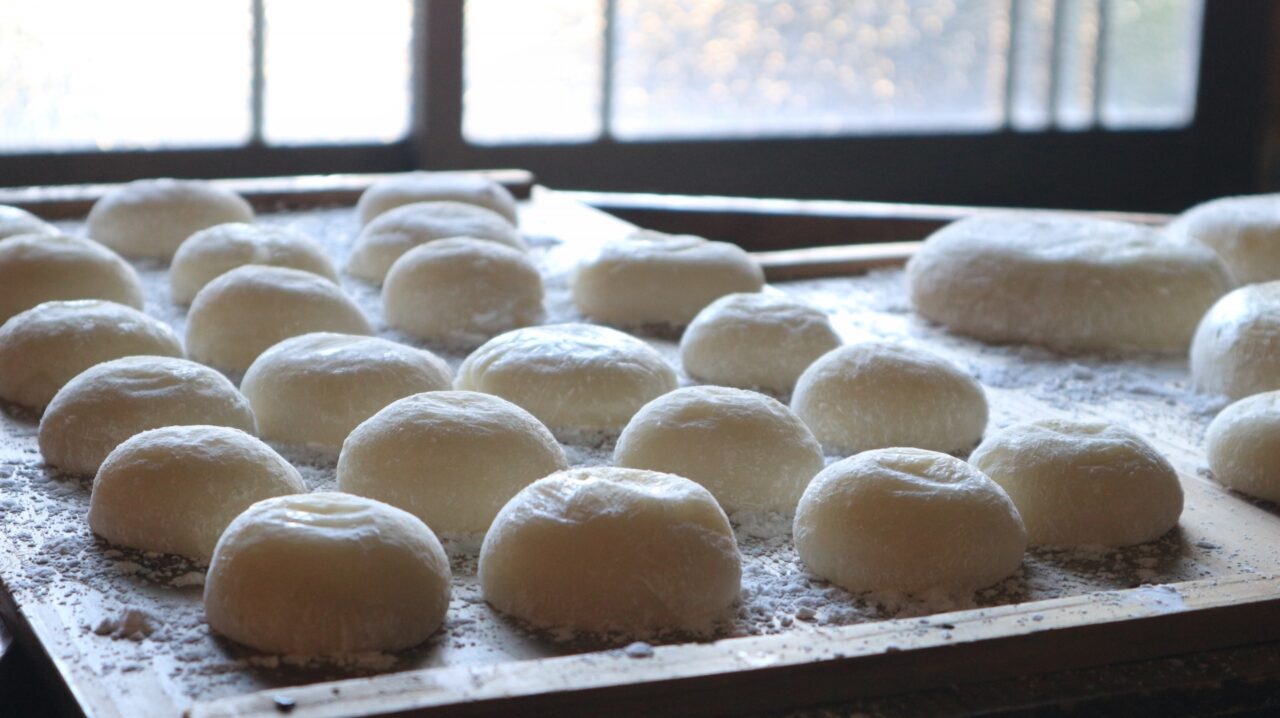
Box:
(3, 188), (1280, 715)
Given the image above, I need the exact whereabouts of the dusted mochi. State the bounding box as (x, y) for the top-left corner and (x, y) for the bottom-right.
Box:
(0, 300), (182, 410)
(357, 171), (519, 226)
(794, 448), (1026, 594)
(0, 233), (143, 324)
(680, 292), (841, 393)
(1170, 193), (1280, 284)
(1191, 281), (1280, 400)
(791, 342), (988, 455)
(572, 230), (765, 326)
(1206, 391), (1280, 503)
(383, 238), (544, 346)
(241, 333), (452, 451)
(38, 356), (256, 476)
(614, 386), (824, 513)
(88, 425), (305, 561)
(0, 205), (56, 240)
(185, 265), (372, 372)
(907, 213), (1230, 353)
(479, 467), (741, 635)
(338, 391), (568, 534)
(455, 323), (677, 435)
(347, 201), (524, 283)
(87, 178), (254, 261)
(170, 222), (338, 304)
(204, 492), (451, 655)
(969, 419), (1183, 547)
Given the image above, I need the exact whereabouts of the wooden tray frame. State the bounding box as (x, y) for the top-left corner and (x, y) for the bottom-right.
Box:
(3, 174), (1280, 718)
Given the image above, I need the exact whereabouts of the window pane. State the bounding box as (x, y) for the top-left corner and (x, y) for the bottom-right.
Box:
(463, 0), (605, 145)
(1100, 0), (1202, 129)
(0, 0), (251, 152)
(263, 0), (413, 145)
(611, 0), (1013, 140)
(1052, 0), (1101, 130)
(1008, 0), (1056, 130)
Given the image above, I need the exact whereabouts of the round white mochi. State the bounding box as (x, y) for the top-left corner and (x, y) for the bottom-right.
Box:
(680, 292), (841, 393)
(1191, 281), (1280, 400)
(455, 323), (678, 435)
(87, 178), (254, 261)
(170, 223), (338, 304)
(39, 356), (256, 476)
(204, 492), (451, 655)
(1171, 193), (1280, 284)
(241, 333), (452, 451)
(1206, 391), (1280, 503)
(347, 201), (524, 283)
(383, 238), (544, 345)
(0, 205), (56, 240)
(479, 467), (741, 635)
(791, 342), (988, 455)
(88, 425), (305, 561)
(185, 265), (372, 372)
(0, 300), (182, 410)
(357, 171), (519, 226)
(614, 386), (824, 513)
(572, 230), (765, 326)
(794, 448), (1026, 594)
(338, 391), (568, 534)
(970, 419), (1183, 547)
(907, 213), (1230, 353)
(0, 233), (144, 324)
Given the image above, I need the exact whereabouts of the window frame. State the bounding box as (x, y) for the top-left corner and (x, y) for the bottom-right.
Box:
(0, 1), (1273, 213)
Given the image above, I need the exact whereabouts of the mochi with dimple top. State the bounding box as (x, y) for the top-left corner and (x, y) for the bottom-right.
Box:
(357, 171), (519, 226)
(572, 230), (765, 326)
(87, 178), (254, 261)
(0, 233), (144, 324)
(791, 342), (988, 455)
(794, 447), (1027, 595)
(455, 323), (678, 436)
(185, 265), (373, 372)
(241, 333), (453, 451)
(680, 291), (841, 393)
(1206, 391), (1280, 503)
(0, 300), (183, 410)
(0, 205), (55, 240)
(907, 213), (1231, 353)
(89, 425), (306, 561)
(1191, 281), (1280, 400)
(969, 419), (1183, 547)
(338, 391), (568, 535)
(347, 201), (524, 283)
(170, 222), (338, 304)
(383, 237), (544, 346)
(1170, 193), (1280, 284)
(204, 492), (452, 655)
(479, 467), (742, 636)
(38, 356), (256, 476)
(614, 386), (825, 513)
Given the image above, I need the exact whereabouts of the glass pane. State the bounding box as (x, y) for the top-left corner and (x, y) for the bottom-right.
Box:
(1100, 0), (1202, 129)
(1052, 0), (1101, 130)
(611, 0), (1012, 140)
(1008, 0), (1055, 130)
(463, 0), (605, 145)
(0, 0), (251, 152)
(263, 0), (413, 145)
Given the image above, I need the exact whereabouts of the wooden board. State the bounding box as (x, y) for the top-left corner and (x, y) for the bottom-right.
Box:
(2, 178), (1280, 718)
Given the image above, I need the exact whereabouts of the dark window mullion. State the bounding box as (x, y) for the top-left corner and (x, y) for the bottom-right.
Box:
(600, 0), (618, 141)
(250, 0), (266, 145)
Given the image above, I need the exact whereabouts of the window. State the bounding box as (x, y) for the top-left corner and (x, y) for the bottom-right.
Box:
(0, 0), (413, 152)
(462, 0), (1205, 145)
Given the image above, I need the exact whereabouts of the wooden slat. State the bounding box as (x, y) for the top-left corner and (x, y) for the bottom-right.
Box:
(0, 169), (537, 220)
(756, 241), (920, 280)
(567, 190), (1172, 252)
(191, 574), (1280, 718)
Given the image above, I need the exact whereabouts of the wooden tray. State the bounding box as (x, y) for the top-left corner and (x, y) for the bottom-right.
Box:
(3, 177), (1280, 718)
